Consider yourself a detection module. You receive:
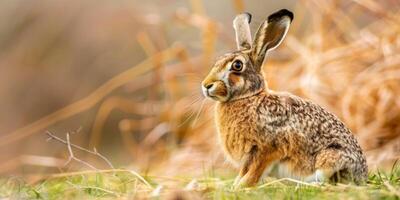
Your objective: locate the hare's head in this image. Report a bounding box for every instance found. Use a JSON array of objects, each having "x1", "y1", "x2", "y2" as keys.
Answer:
[{"x1": 202, "y1": 9, "x2": 293, "y2": 102}]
